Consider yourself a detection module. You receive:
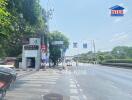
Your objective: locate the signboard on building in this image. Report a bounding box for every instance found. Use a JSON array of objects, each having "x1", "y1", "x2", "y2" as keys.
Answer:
[
  {"x1": 24, "y1": 45, "x2": 39, "y2": 50},
  {"x1": 110, "y1": 5, "x2": 125, "y2": 16},
  {"x1": 52, "y1": 41, "x2": 64, "y2": 45}
]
